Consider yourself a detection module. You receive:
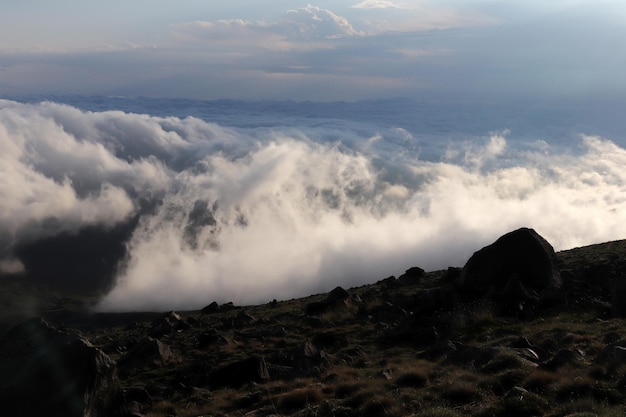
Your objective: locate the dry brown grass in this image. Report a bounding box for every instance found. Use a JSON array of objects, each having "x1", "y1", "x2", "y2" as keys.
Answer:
[
  {"x1": 523, "y1": 369, "x2": 559, "y2": 393},
  {"x1": 276, "y1": 385, "x2": 324, "y2": 411}
]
